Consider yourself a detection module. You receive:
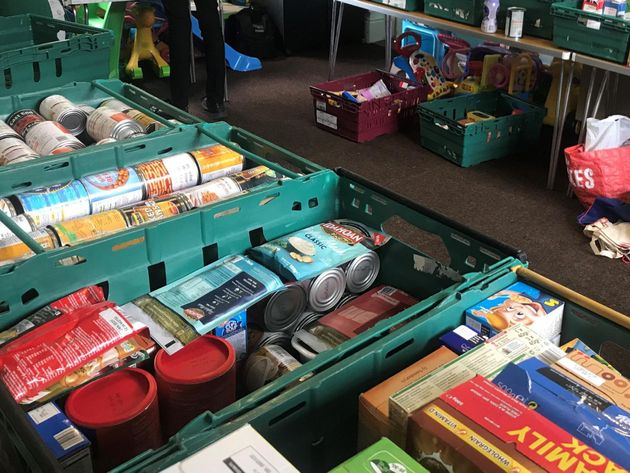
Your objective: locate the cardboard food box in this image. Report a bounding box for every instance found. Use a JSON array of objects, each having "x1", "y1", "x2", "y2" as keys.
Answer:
[
  {"x1": 408, "y1": 375, "x2": 623, "y2": 473},
  {"x1": 561, "y1": 338, "x2": 620, "y2": 372},
  {"x1": 330, "y1": 437, "x2": 428, "y2": 473},
  {"x1": 465, "y1": 281, "x2": 564, "y2": 341},
  {"x1": 358, "y1": 346, "x2": 458, "y2": 449},
  {"x1": 438, "y1": 325, "x2": 486, "y2": 355},
  {"x1": 493, "y1": 357, "x2": 630, "y2": 470},
  {"x1": 389, "y1": 325, "x2": 565, "y2": 441}
]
